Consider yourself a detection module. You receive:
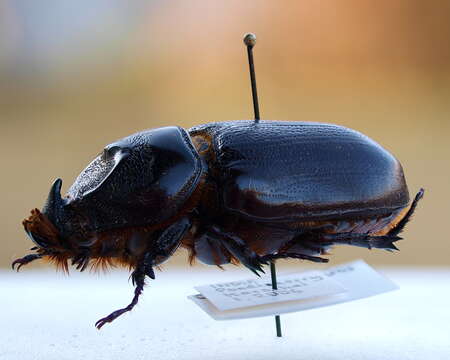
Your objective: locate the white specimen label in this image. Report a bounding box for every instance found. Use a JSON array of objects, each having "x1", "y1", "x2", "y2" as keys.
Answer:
[
  {"x1": 189, "y1": 260, "x2": 398, "y2": 320},
  {"x1": 194, "y1": 270, "x2": 346, "y2": 311}
]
